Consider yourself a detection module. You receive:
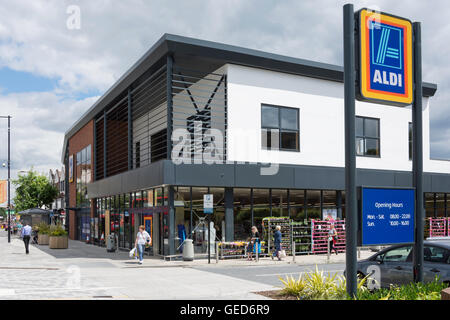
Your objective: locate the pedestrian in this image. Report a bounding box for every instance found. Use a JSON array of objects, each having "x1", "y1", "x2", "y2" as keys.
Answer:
[
  {"x1": 328, "y1": 224, "x2": 338, "y2": 255},
  {"x1": 272, "y1": 225, "x2": 282, "y2": 261},
  {"x1": 134, "y1": 225, "x2": 151, "y2": 265},
  {"x1": 246, "y1": 226, "x2": 261, "y2": 261},
  {"x1": 21, "y1": 222, "x2": 32, "y2": 254}
]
